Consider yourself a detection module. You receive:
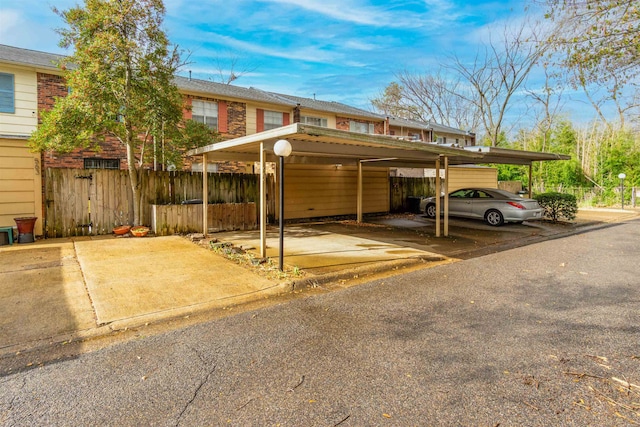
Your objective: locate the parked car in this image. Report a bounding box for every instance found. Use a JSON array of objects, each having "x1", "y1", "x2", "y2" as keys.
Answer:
[{"x1": 419, "y1": 188, "x2": 544, "y2": 226}]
